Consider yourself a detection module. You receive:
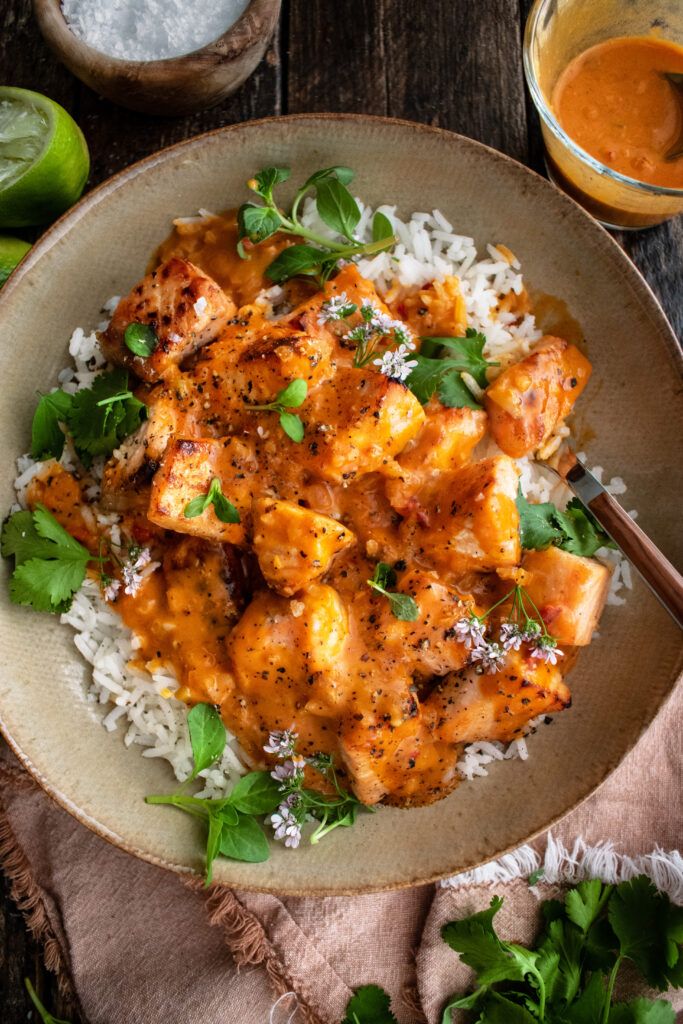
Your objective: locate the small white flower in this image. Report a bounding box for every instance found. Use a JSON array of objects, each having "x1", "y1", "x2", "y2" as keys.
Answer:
[
  {"x1": 470, "y1": 641, "x2": 506, "y2": 674},
  {"x1": 500, "y1": 621, "x2": 524, "y2": 652},
  {"x1": 120, "y1": 547, "x2": 152, "y2": 597},
  {"x1": 452, "y1": 615, "x2": 486, "y2": 650},
  {"x1": 270, "y1": 799, "x2": 302, "y2": 848},
  {"x1": 271, "y1": 755, "x2": 306, "y2": 785},
  {"x1": 103, "y1": 578, "x2": 121, "y2": 602},
  {"x1": 193, "y1": 296, "x2": 208, "y2": 316},
  {"x1": 521, "y1": 620, "x2": 542, "y2": 642},
  {"x1": 264, "y1": 727, "x2": 298, "y2": 758},
  {"x1": 372, "y1": 344, "x2": 418, "y2": 382},
  {"x1": 318, "y1": 293, "x2": 356, "y2": 323},
  {"x1": 132, "y1": 547, "x2": 151, "y2": 570},
  {"x1": 168, "y1": 332, "x2": 182, "y2": 343},
  {"x1": 530, "y1": 636, "x2": 563, "y2": 665}
]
